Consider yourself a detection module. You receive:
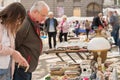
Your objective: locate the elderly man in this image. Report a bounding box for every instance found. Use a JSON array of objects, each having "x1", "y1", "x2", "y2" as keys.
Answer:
[
  {"x1": 13, "y1": 1, "x2": 49, "y2": 80},
  {"x1": 45, "y1": 12, "x2": 58, "y2": 49}
]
